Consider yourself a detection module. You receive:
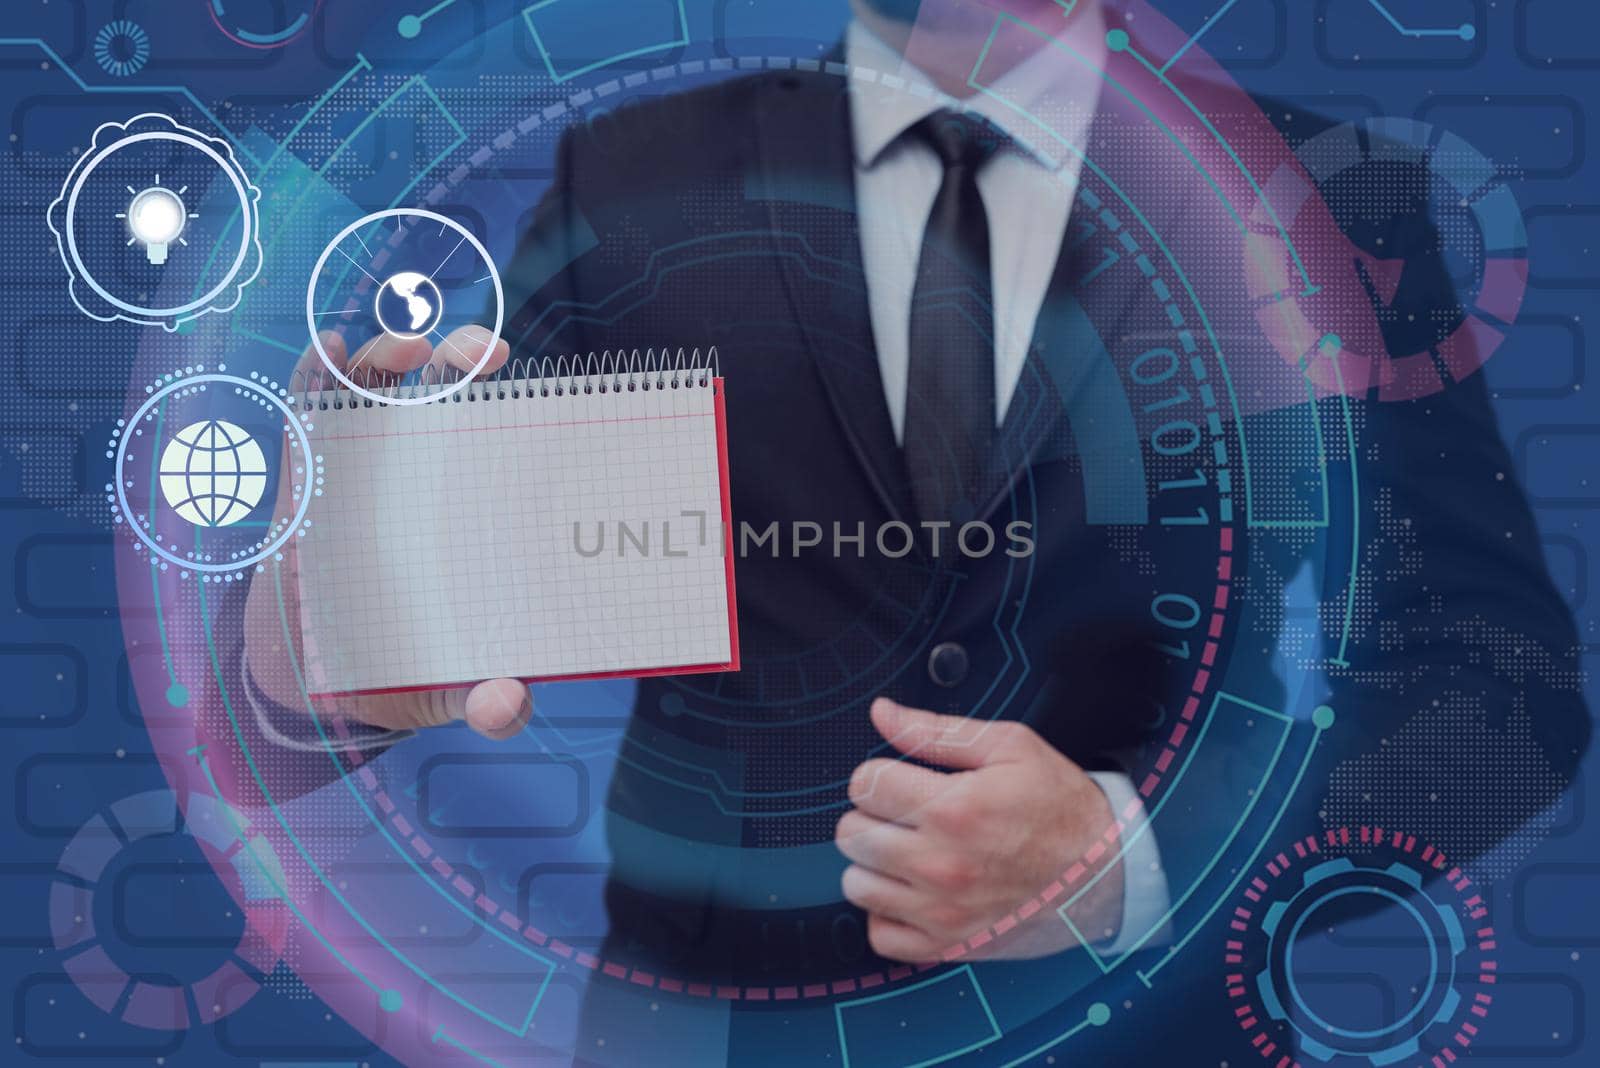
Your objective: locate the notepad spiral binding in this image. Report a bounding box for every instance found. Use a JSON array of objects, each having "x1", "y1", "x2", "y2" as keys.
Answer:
[{"x1": 292, "y1": 345, "x2": 719, "y2": 409}]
